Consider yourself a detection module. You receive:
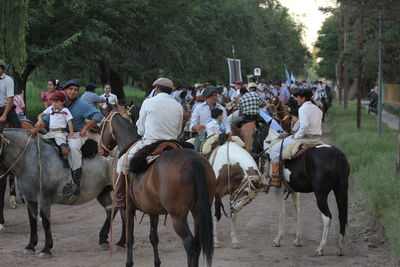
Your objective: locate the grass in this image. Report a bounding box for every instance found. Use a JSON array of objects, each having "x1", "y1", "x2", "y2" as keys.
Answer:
[
  {"x1": 383, "y1": 103, "x2": 400, "y2": 116},
  {"x1": 330, "y1": 102, "x2": 400, "y2": 254},
  {"x1": 24, "y1": 81, "x2": 145, "y2": 120}
]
